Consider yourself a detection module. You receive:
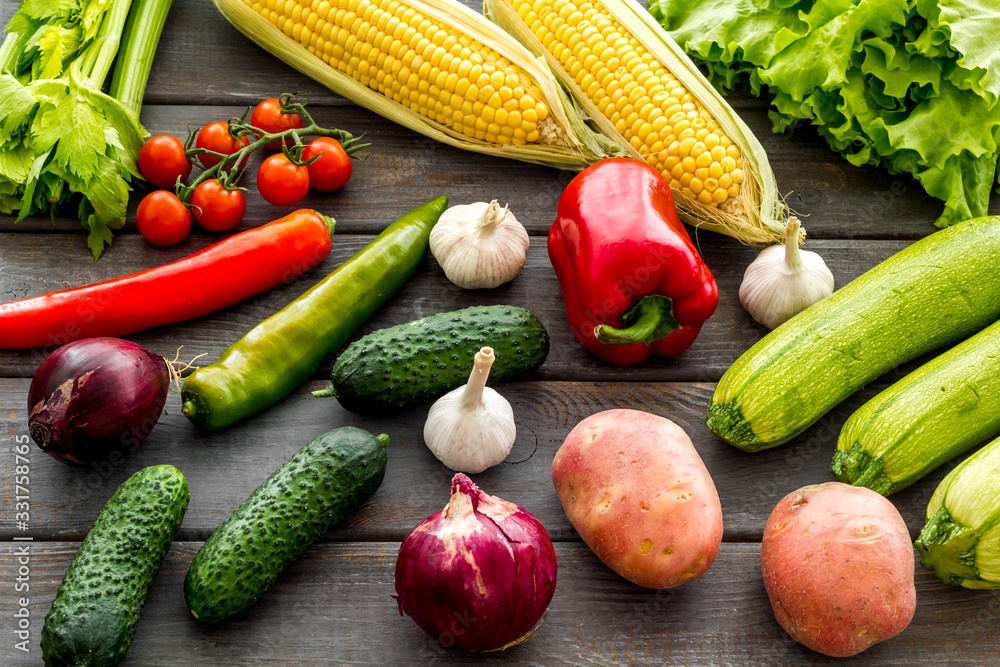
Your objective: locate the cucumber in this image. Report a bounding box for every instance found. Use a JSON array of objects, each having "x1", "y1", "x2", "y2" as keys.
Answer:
[
  {"x1": 708, "y1": 216, "x2": 1000, "y2": 452},
  {"x1": 318, "y1": 305, "x2": 549, "y2": 414},
  {"x1": 41, "y1": 465, "x2": 189, "y2": 667},
  {"x1": 833, "y1": 319, "x2": 1000, "y2": 495},
  {"x1": 184, "y1": 427, "x2": 388, "y2": 622}
]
